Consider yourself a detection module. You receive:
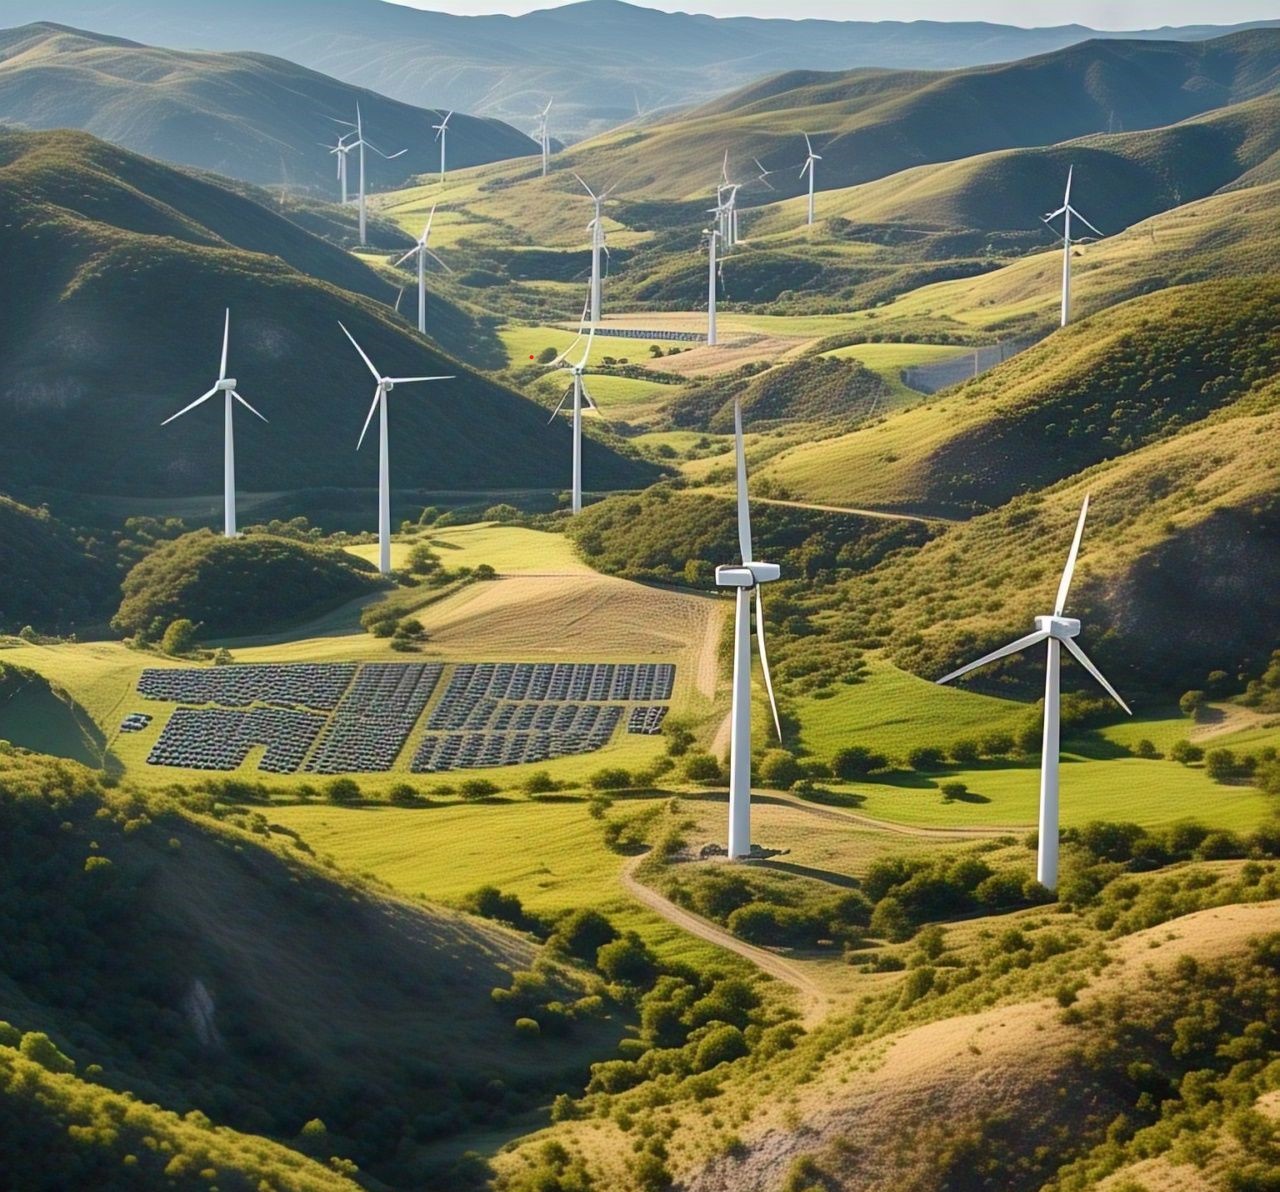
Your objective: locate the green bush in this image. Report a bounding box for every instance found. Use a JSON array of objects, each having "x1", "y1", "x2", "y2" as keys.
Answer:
[
  {"x1": 832, "y1": 745, "x2": 888, "y2": 778},
  {"x1": 160, "y1": 617, "x2": 199, "y2": 656},
  {"x1": 324, "y1": 778, "x2": 361, "y2": 804},
  {"x1": 1170, "y1": 739, "x2": 1205, "y2": 765},
  {"x1": 589, "y1": 768, "x2": 633, "y2": 791},
  {"x1": 759, "y1": 749, "x2": 802, "y2": 789},
  {"x1": 459, "y1": 779, "x2": 500, "y2": 800},
  {"x1": 907, "y1": 746, "x2": 946, "y2": 772},
  {"x1": 553, "y1": 909, "x2": 618, "y2": 963},
  {"x1": 683, "y1": 753, "x2": 722, "y2": 783}
]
